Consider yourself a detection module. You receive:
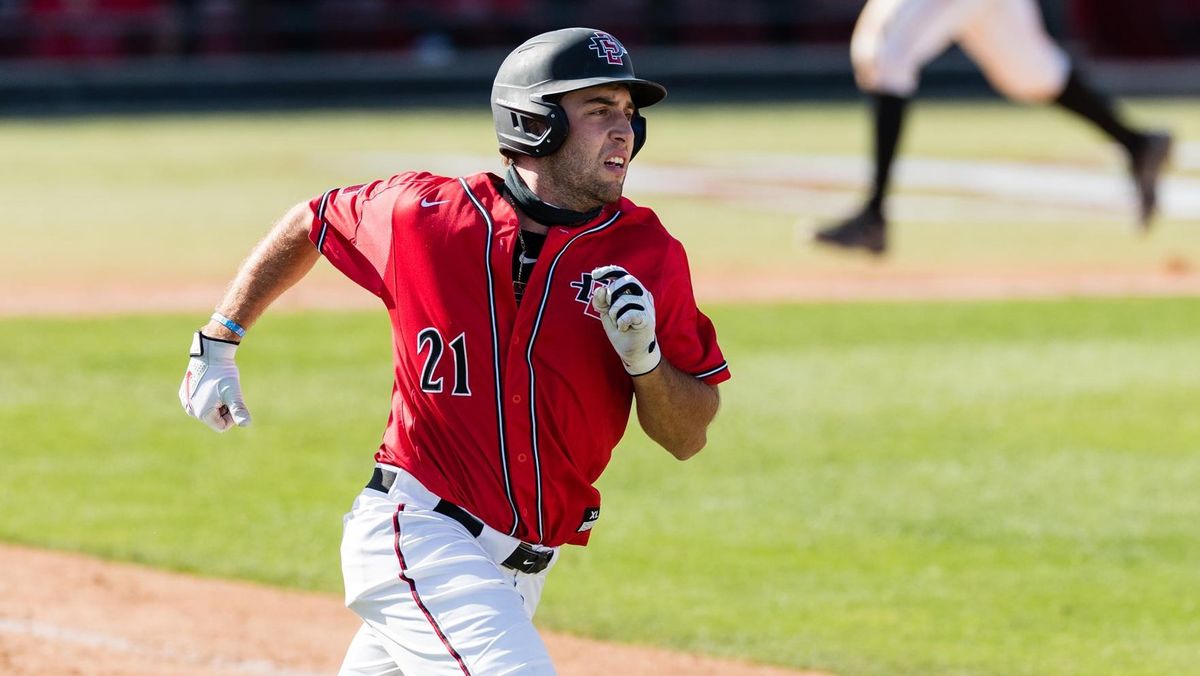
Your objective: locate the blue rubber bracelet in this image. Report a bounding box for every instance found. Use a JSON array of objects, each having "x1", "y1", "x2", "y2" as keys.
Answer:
[{"x1": 210, "y1": 312, "x2": 246, "y2": 338}]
